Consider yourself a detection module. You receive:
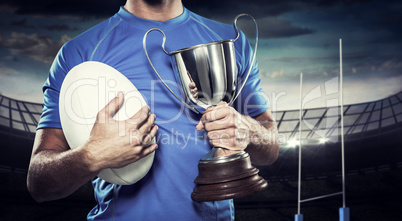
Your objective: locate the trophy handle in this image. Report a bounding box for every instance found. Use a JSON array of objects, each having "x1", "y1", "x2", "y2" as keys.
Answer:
[
  {"x1": 143, "y1": 28, "x2": 200, "y2": 114},
  {"x1": 229, "y1": 14, "x2": 259, "y2": 106}
]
